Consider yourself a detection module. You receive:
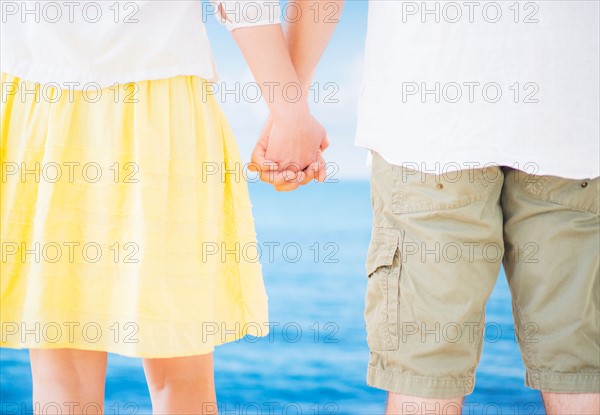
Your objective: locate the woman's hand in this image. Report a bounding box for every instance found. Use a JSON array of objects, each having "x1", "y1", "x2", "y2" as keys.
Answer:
[{"x1": 251, "y1": 114, "x2": 329, "y2": 191}]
